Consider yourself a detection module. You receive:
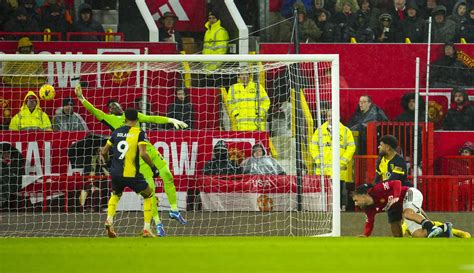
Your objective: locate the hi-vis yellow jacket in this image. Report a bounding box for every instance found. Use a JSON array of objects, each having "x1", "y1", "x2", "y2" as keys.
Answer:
[
  {"x1": 225, "y1": 79, "x2": 270, "y2": 131},
  {"x1": 202, "y1": 20, "x2": 229, "y2": 71},
  {"x1": 310, "y1": 122, "x2": 356, "y2": 181},
  {"x1": 9, "y1": 91, "x2": 52, "y2": 131}
]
